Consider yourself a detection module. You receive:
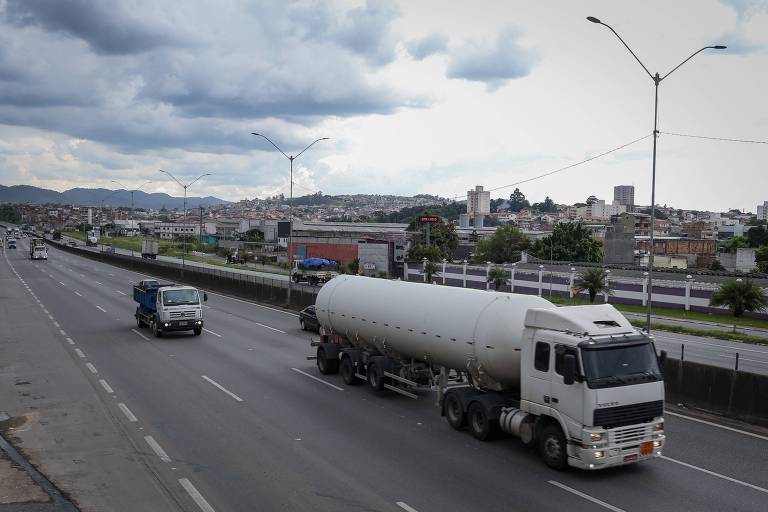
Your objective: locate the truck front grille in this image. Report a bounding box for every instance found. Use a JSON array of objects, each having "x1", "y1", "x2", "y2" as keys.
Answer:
[
  {"x1": 593, "y1": 400, "x2": 663, "y2": 428},
  {"x1": 608, "y1": 424, "x2": 652, "y2": 446},
  {"x1": 169, "y1": 311, "x2": 197, "y2": 319}
]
